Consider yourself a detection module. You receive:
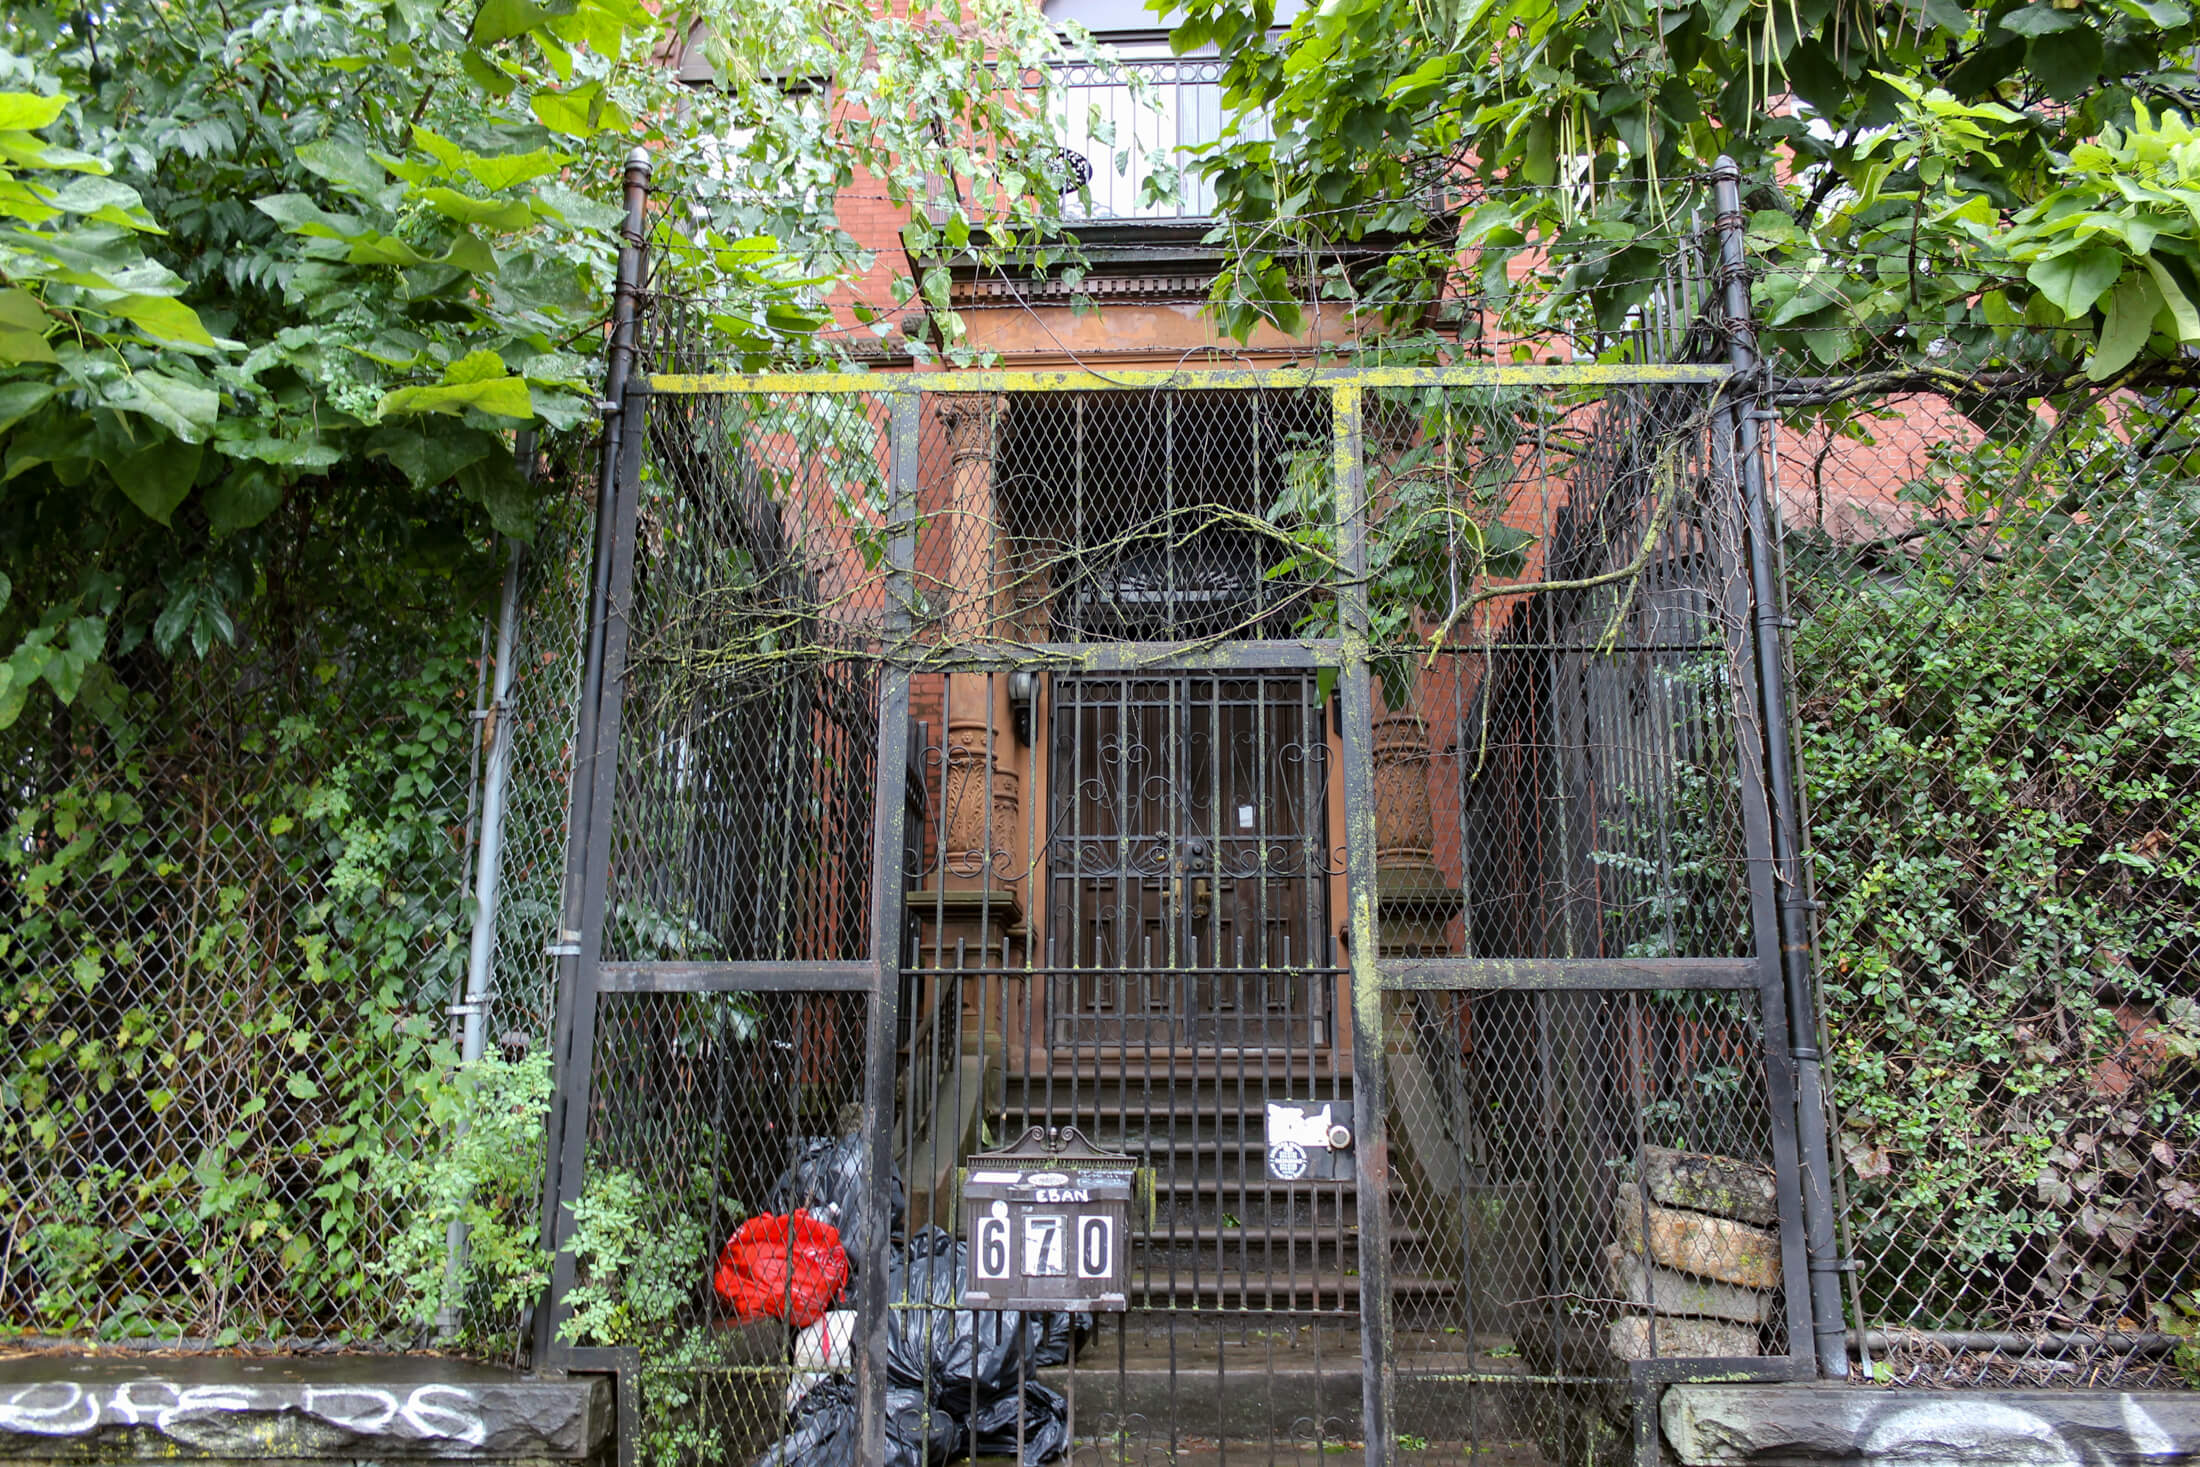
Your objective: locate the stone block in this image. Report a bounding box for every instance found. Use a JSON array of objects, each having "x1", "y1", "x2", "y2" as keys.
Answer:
[
  {"x1": 1663, "y1": 1383, "x2": 2200, "y2": 1466},
  {"x1": 1604, "y1": 1242, "x2": 1772, "y2": 1324},
  {"x1": 1615, "y1": 1181, "x2": 1782, "y2": 1291},
  {"x1": 1608, "y1": 1314, "x2": 1760, "y2": 1360},
  {"x1": 1643, "y1": 1146, "x2": 1780, "y2": 1227}
]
